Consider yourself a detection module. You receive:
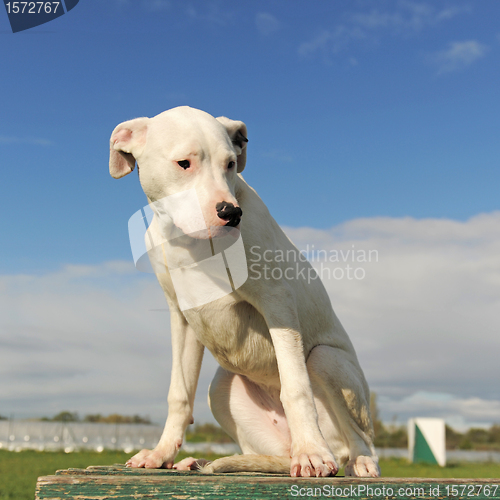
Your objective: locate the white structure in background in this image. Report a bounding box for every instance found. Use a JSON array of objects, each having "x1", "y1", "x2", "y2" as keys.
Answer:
[
  {"x1": 0, "y1": 420, "x2": 239, "y2": 455},
  {"x1": 408, "y1": 417, "x2": 446, "y2": 466}
]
